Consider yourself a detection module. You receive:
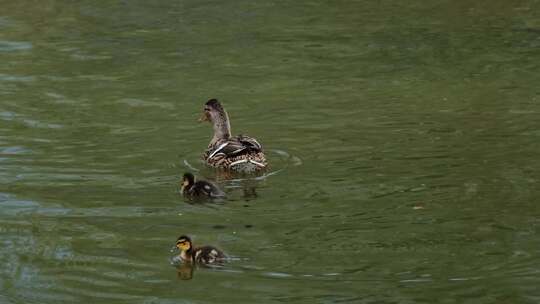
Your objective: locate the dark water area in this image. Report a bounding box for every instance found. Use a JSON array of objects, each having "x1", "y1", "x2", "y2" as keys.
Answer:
[{"x1": 1, "y1": 1, "x2": 540, "y2": 303}]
